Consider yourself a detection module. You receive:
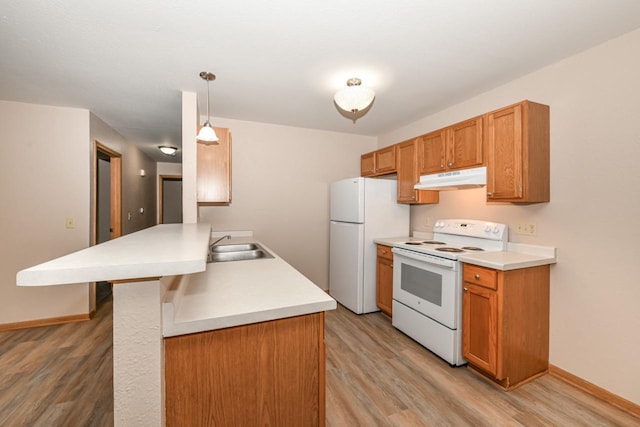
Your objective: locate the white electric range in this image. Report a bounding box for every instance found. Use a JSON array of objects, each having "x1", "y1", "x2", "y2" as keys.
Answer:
[{"x1": 391, "y1": 219, "x2": 508, "y2": 366}]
